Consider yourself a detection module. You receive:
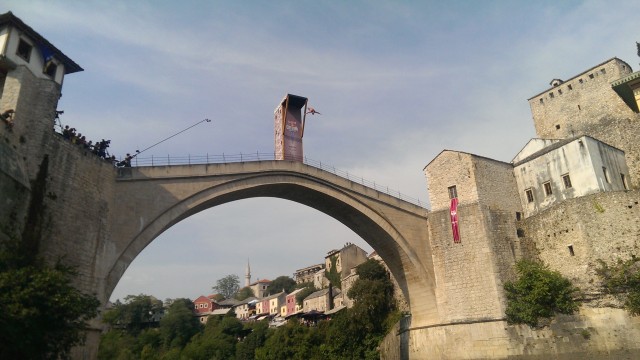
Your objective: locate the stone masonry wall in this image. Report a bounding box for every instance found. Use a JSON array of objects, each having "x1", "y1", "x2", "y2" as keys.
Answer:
[
  {"x1": 425, "y1": 151, "x2": 478, "y2": 211},
  {"x1": 382, "y1": 307, "x2": 640, "y2": 360},
  {"x1": 0, "y1": 135, "x2": 30, "y2": 241},
  {"x1": 473, "y1": 155, "x2": 522, "y2": 211},
  {"x1": 521, "y1": 189, "x2": 640, "y2": 300},
  {"x1": 429, "y1": 204, "x2": 512, "y2": 323},
  {"x1": 0, "y1": 64, "x2": 118, "y2": 359},
  {"x1": 0, "y1": 66, "x2": 62, "y2": 178},
  {"x1": 528, "y1": 58, "x2": 635, "y2": 140}
]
